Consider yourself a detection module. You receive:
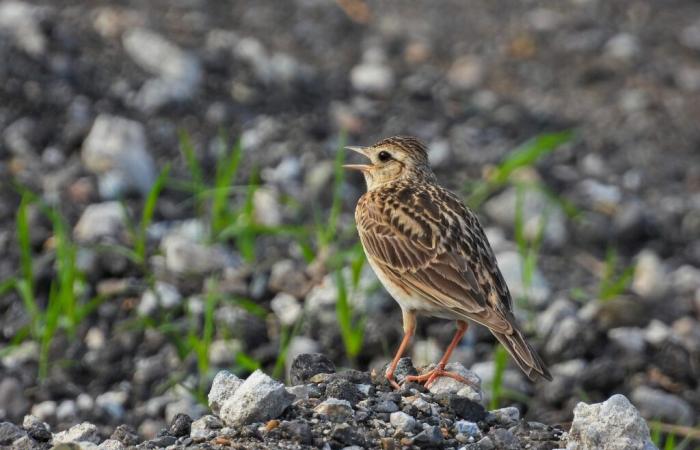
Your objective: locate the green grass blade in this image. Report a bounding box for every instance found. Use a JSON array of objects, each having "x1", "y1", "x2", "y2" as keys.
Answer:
[
  {"x1": 489, "y1": 344, "x2": 508, "y2": 410},
  {"x1": 135, "y1": 164, "x2": 170, "y2": 264},
  {"x1": 211, "y1": 140, "x2": 243, "y2": 239},
  {"x1": 491, "y1": 131, "x2": 573, "y2": 185}
]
